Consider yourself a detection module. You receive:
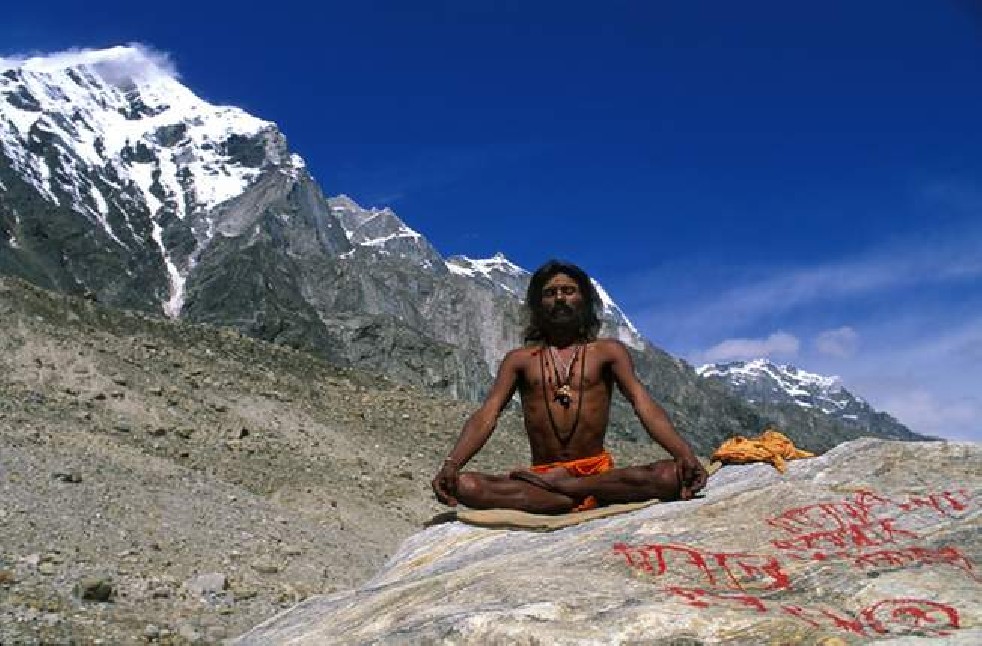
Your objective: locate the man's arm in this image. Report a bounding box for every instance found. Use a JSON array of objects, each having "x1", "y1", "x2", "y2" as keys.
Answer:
[
  {"x1": 431, "y1": 349, "x2": 521, "y2": 506},
  {"x1": 605, "y1": 340, "x2": 707, "y2": 499}
]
